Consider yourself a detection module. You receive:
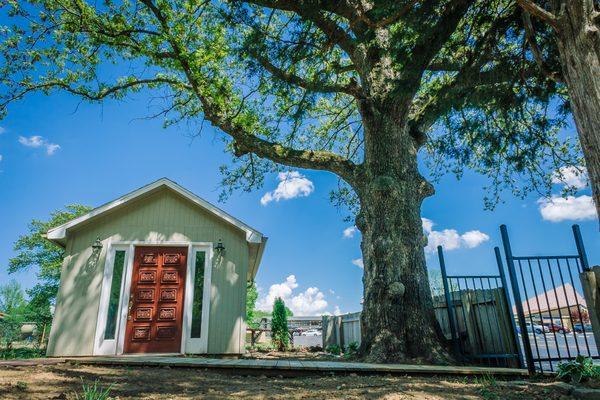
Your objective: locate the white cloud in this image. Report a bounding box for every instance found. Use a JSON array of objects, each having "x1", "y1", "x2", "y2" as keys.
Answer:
[
  {"x1": 334, "y1": 306, "x2": 342, "y2": 316},
  {"x1": 538, "y1": 195, "x2": 597, "y2": 222},
  {"x1": 342, "y1": 226, "x2": 357, "y2": 238},
  {"x1": 18, "y1": 135, "x2": 60, "y2": 155},
  {"x1": 260, "y1": 171, "x2": 314, "y2": 205},
  {"x1": 552, "y1": 166, "x2": 588, "y2": 190},
  {"x1": 290, "y1": 287, "x2": 328, "y2": 315},
  {"x1": 19, "y1": 135, "x2": 44, "y2": 147},
  {"x1": 351, "y1": 258, "x2": 364, "y2": 269},
  {"x1": 422, "y1": 218, "x2": 489, "y2": 253},
  {"x1": 461, "y1": 231, "x2": 491, "y2": 248},
  {"x1": 256, "y1": 275, "x2": 329, "y2": 316},
  {"x1": 45, "y1": 143, "x2": 61, "y2": 155}
]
